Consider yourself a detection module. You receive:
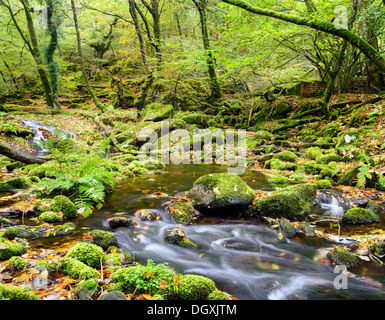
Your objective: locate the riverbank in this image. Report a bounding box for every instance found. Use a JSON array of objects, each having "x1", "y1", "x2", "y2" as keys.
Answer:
[{"x1": 1, "y1": 92, "x2": 385, "y2": 300}]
